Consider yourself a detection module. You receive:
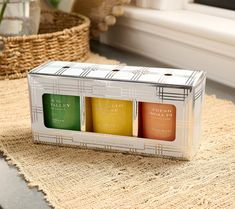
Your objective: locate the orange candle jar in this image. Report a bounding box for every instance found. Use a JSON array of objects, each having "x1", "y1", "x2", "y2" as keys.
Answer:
[
  {"x1": 139, "y1": 102, "x2": 176, "y2": 141},
  {"x1": 91, "y1": 98, "x2": 133, "y2": 136}
]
